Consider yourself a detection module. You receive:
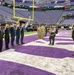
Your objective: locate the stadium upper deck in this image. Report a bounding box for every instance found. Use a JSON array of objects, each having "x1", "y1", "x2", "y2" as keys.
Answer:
[{"x1": 0, "y1": 0, "x2": 74, "y2": 25}]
